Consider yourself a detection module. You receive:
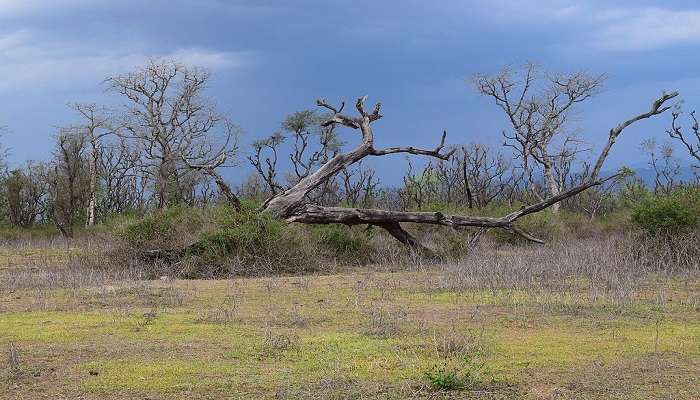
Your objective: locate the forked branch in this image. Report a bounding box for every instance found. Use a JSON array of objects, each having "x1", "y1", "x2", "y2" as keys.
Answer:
[
  {"x1": 263, "y1": 96, "x2": 455, "y2": 218},
  {"x1": 371, "y1": 131, "x2": 455, "y2": 160}
]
